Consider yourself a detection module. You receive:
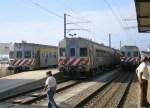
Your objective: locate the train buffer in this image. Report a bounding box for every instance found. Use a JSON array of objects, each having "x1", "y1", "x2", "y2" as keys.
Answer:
[{"x1": 0, "y1": 68, "x2": 59, "y2": 101}]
